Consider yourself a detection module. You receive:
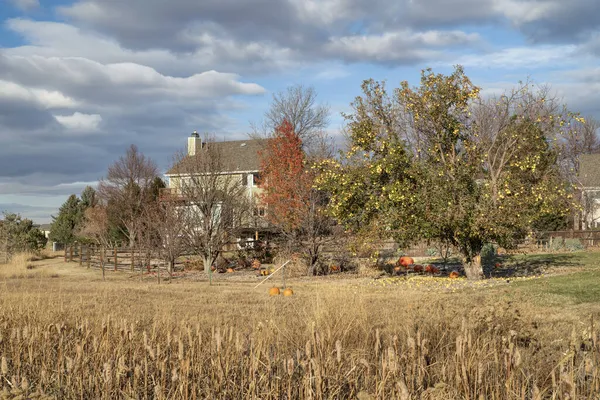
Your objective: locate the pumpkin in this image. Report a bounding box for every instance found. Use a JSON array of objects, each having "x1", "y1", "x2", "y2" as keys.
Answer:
[
  {"x1": 226, "y1": 268, "x2": 234, "y2": 273},
  {"x1": 393, "y1": 266, "x2": 402, "y2": 273},
  {"x1": 282, "y1": 288, "x2": 294, "y2": 296},
  {"x1": 431, "y1": 266, "x2": 440, "y2": 274},
  {"x1": 449, "y1": 271, "x2": 460, "y2": 279},
  {"x1": 252, "y1": 259, "x2": 261, "y2": 269},
  {"x1": 210, "y1": 265, "x2": 217, "y2": 272},
  {"x1": 398, "y1": 257, "x2": 414, "y2": 268},
  {"x1": 413, "y1": 264, "x2": 424, "y2": 273},
  {"x1": 330, "y1": 265, "x2": 341, "y2": 272},
  {"x1": 269, "y1": 287, "x2": 280, "y2": 296}
]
